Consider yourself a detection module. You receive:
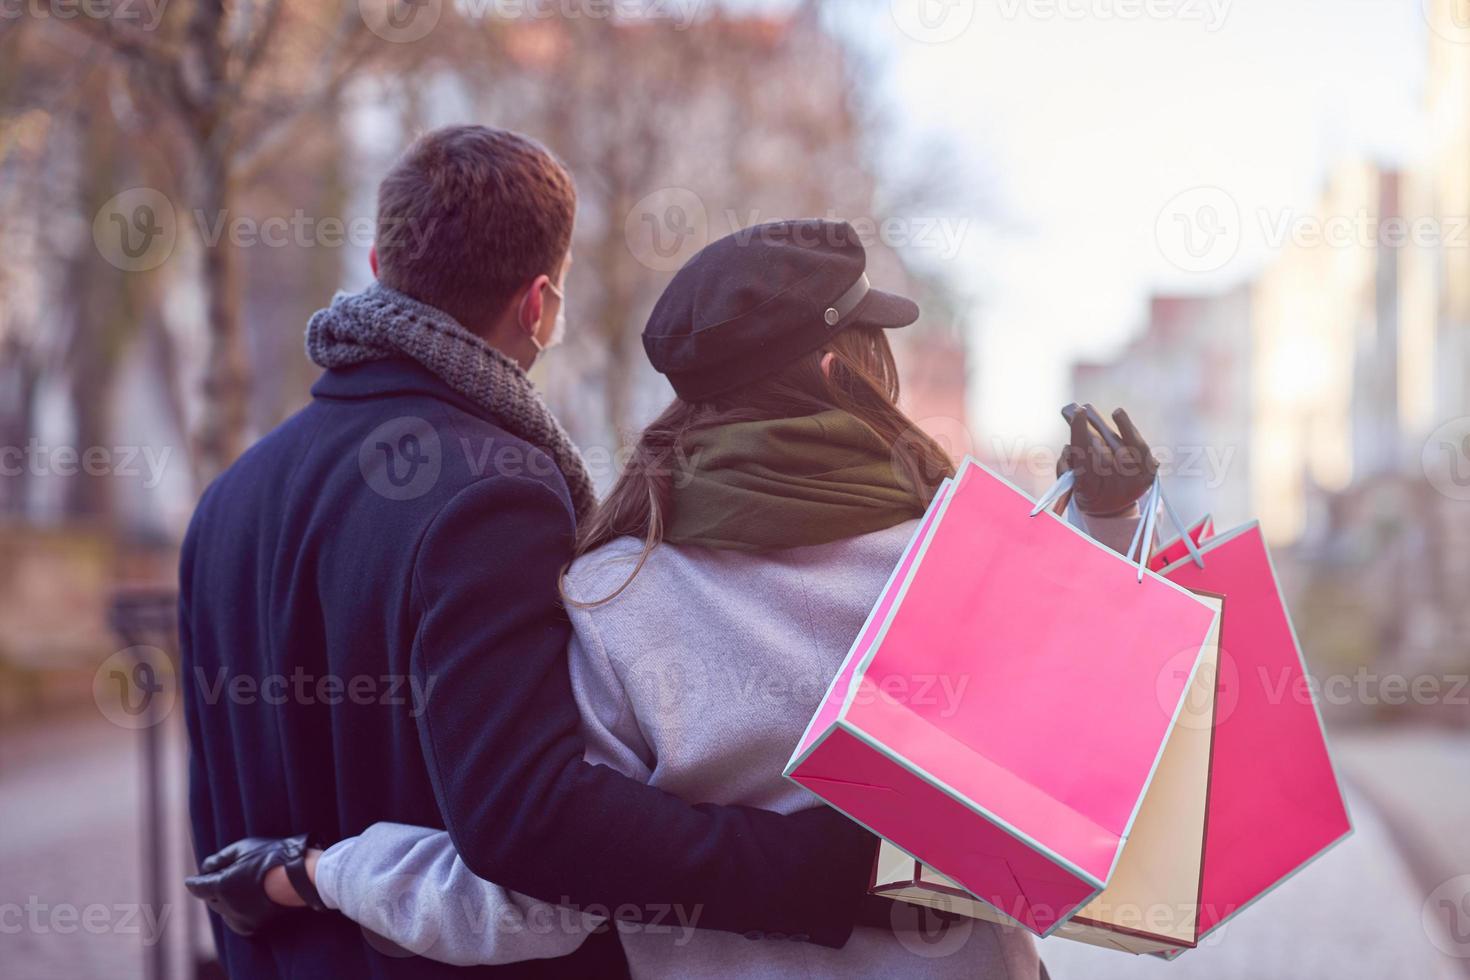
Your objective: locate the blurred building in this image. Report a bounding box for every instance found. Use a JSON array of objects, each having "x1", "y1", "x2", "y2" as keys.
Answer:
[
  {"x1": 1282, "y1": 6, "x2": 1470, "y2": 708},
  {"x1": 1424, "y1": 0, "x2": 1470, "y2": 422},
  {"x1": 1104, "y1": 163, "x2": 1461, "y2": 548},
  {"x1": 1251, "y1": 164, "x2": 1406, "y2": 542},
  {"x1": 1072, "y1": 287, "x2": 1252, "y2": 529},
  {"x1": 1076, "y1": 0, "x2": 1469, "y2": 549},
  {"x1": 1073, "y1": 9, "x2": 1470, "y2": 699},
  {"x1": 1396, "y1": 0, "x2": 1470, "y2": 452}
]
